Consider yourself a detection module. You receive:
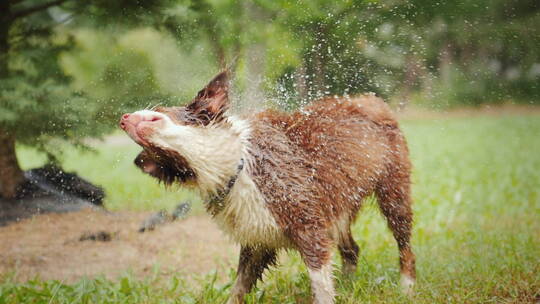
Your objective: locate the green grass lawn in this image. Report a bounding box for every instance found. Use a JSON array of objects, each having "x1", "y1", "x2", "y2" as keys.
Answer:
[{"x1": 2, "y1": 115, "x2": 539, "y2": 303}]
